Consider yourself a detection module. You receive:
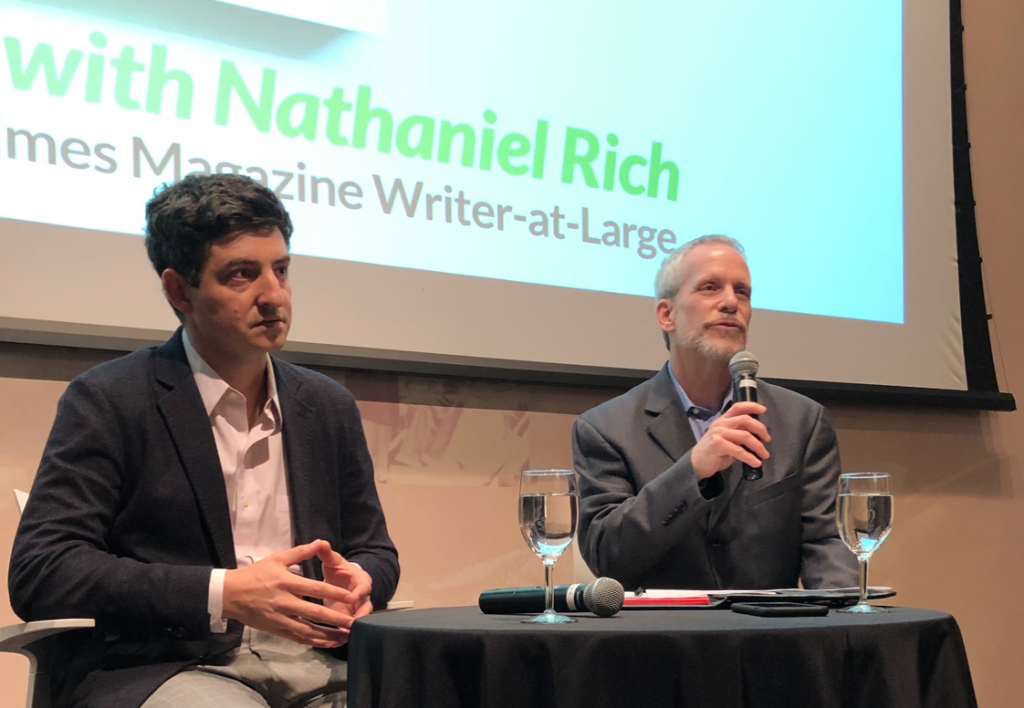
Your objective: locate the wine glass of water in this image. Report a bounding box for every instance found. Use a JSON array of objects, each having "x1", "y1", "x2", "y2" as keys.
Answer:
[
  {"x1": 518, "y1": 469, "x2": 579, "y2": 624},
  {"x1": 837, "y1": 472, "x2": 893, "y2": 613}
]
